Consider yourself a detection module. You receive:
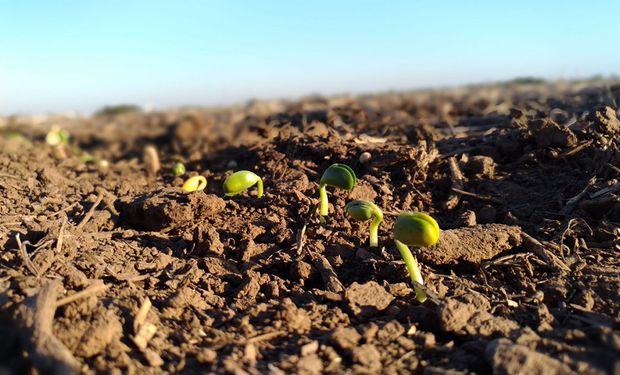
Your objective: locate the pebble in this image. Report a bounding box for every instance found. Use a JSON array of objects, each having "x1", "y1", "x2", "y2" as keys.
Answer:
[{"x1": 359, "y1": 152, "x2": 371, "y2": 164}]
